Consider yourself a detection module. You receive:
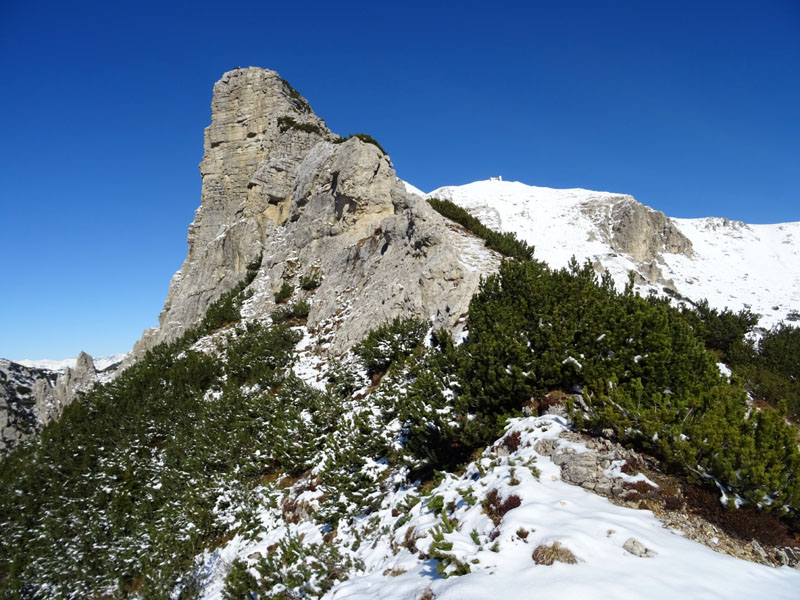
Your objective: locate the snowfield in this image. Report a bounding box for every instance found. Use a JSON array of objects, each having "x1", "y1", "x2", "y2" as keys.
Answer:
[{"x1": 416, "y1": 179, "x2": 800, "y2": 330}]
